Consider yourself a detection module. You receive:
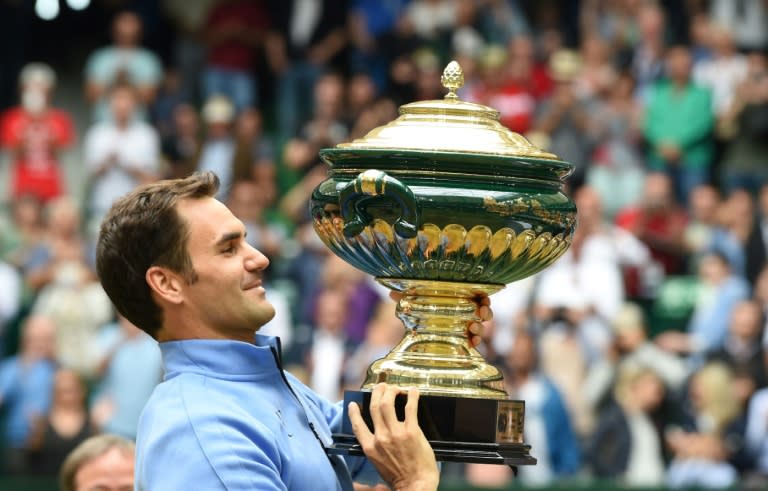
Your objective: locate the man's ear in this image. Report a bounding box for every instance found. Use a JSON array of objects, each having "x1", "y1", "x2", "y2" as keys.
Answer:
[{"x1": 146, "y1": 266, "x2": 184, "y2": 305}]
